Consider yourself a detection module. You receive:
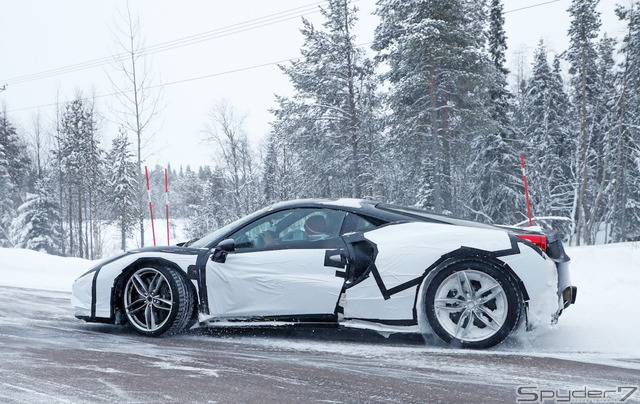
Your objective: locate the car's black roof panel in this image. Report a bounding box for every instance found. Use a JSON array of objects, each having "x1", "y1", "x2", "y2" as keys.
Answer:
[{"x1": 266, "y1": 199, "x2": 499, "y2": 230}]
